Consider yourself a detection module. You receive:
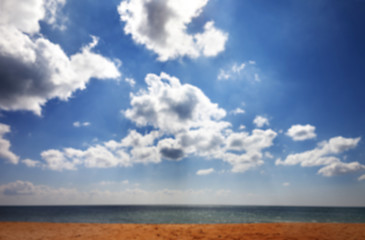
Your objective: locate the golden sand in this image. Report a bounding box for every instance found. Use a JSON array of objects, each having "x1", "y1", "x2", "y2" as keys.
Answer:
[{"x1": 0, "y1": 222, "x2": 364, "y2": 240}]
